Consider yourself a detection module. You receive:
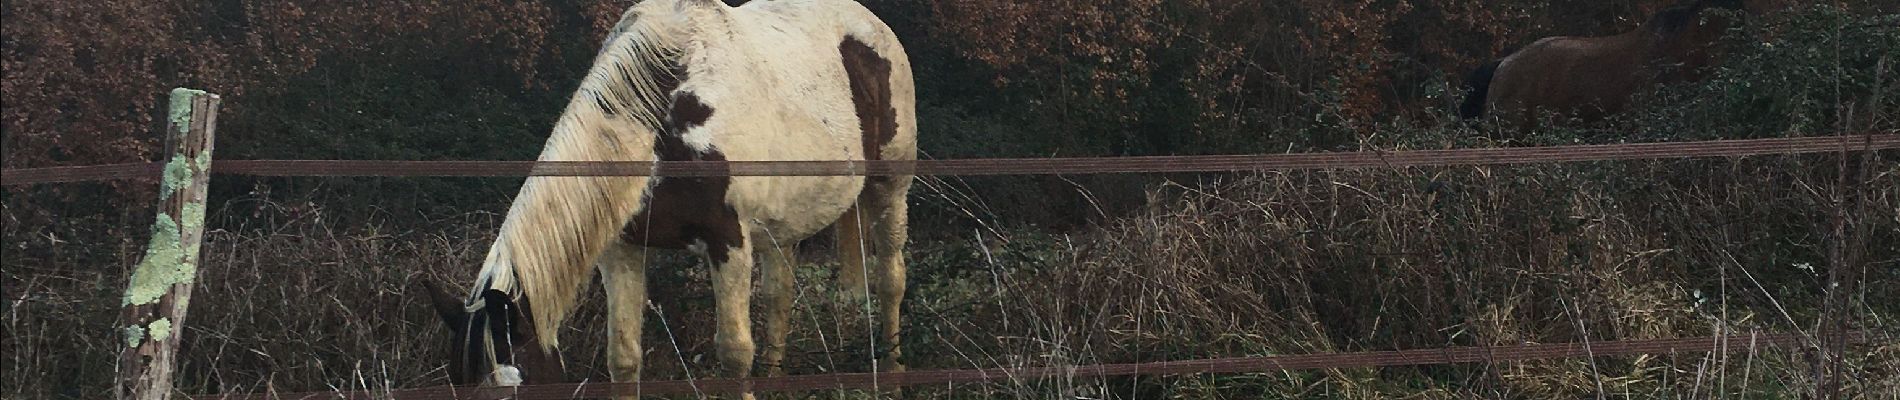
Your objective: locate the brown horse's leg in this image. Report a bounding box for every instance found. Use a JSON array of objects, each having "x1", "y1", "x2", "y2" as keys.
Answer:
[
  {"x1": 597, "y1": 242, "x2": 648, "y2": 400},
  {"x1": 758, "y1": 241, "x2": 799, "y2": 377},
  {"x1": 708, "y1": 232, "x2": 758, "y2": 399},
  {"x1": 863, "y1": 177, "x2": 912, "y2": 372}
]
